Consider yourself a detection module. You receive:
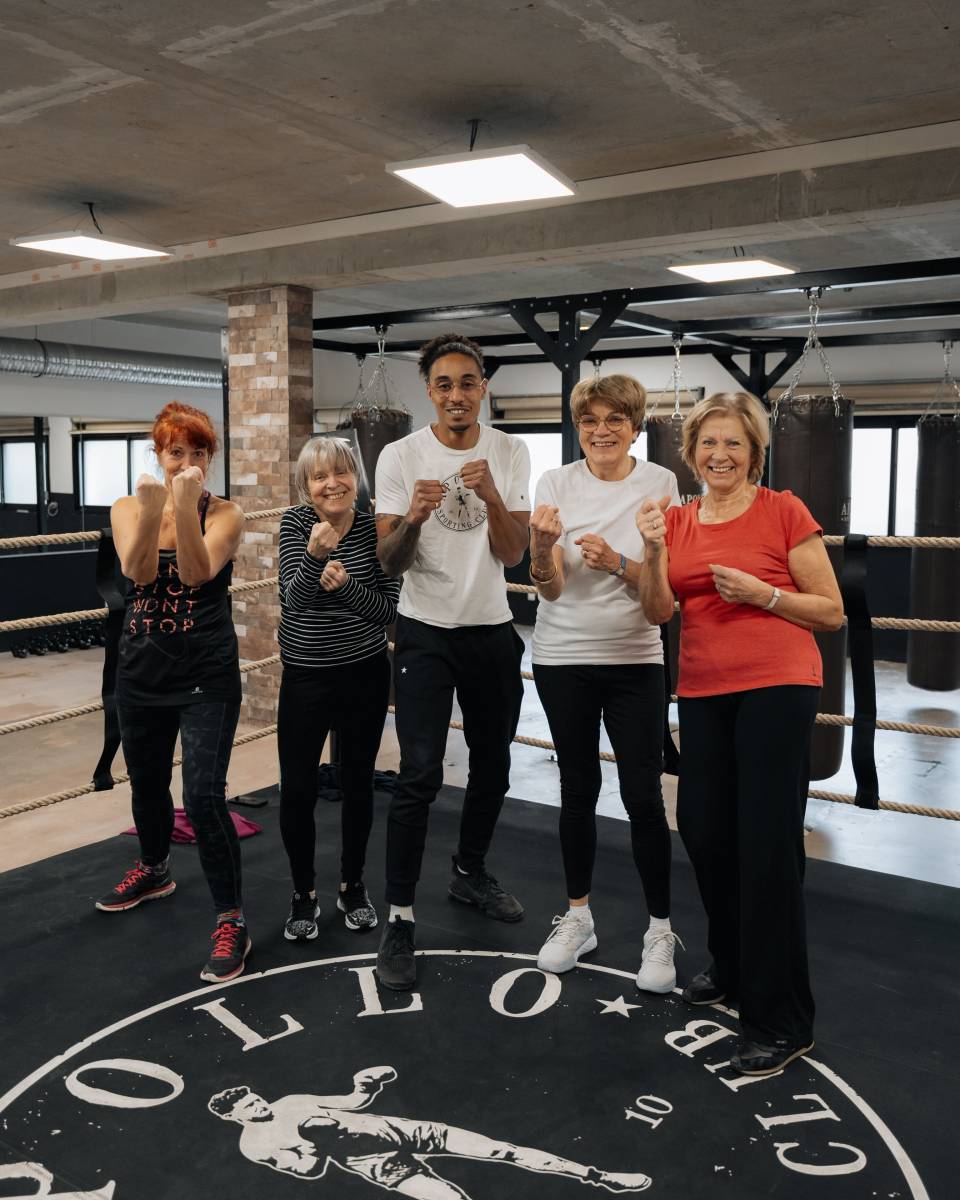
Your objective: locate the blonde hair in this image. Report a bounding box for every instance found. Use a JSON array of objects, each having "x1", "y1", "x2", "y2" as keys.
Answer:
[
  {"x1": 682, "y1": 391, "x2": 769, "y2": 484},
  {"x1": 570, "y1": 374, "x2": 647, "y2": 430},
  {"x1": 294, "y1": 437, "x2": 359, "y2": 505}
]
